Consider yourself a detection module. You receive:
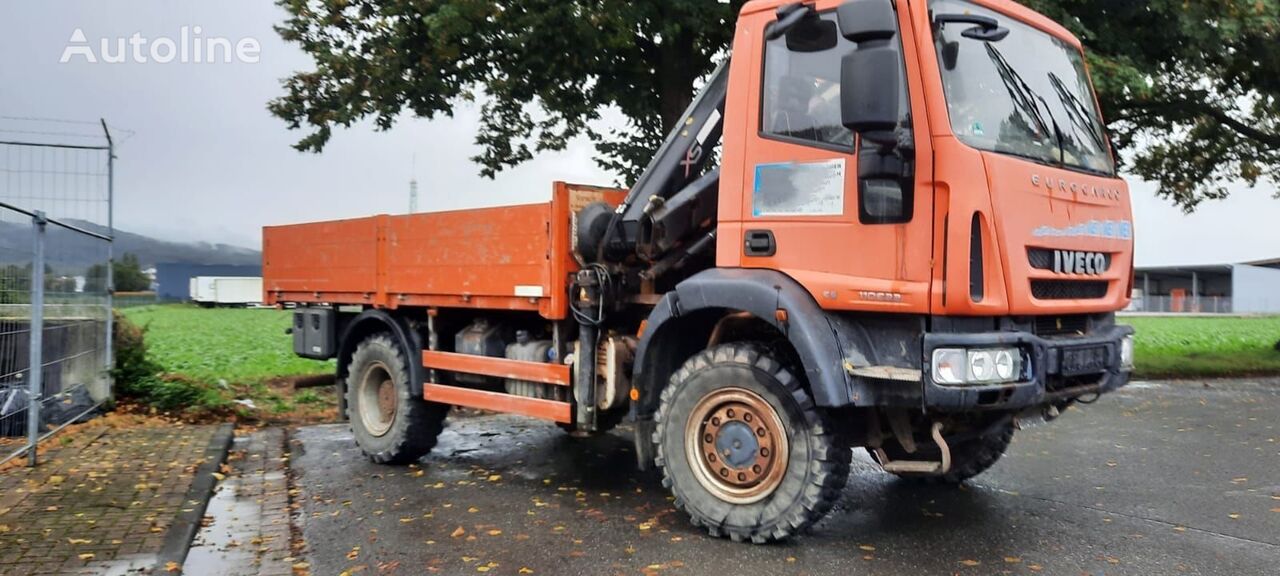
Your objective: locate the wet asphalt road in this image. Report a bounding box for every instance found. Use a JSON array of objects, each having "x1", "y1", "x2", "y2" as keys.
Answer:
[{"x1": 290, "y1": 379, "x2": 1280, "y2": 575}]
